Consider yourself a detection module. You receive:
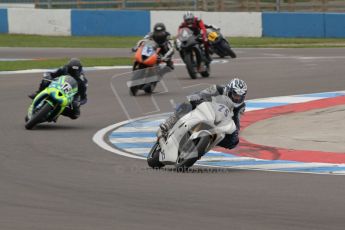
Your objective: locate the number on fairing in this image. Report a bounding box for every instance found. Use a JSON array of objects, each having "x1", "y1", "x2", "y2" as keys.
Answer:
[
  {"x1": 218, "y1": 104, "x2": 230, "y2": 117},
  {"x1": 142, "y1": 46, "x2": 154, "y2": 56},
  {"x1": 62, "y1": 82, "x2": 72, "y2": 94}
]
